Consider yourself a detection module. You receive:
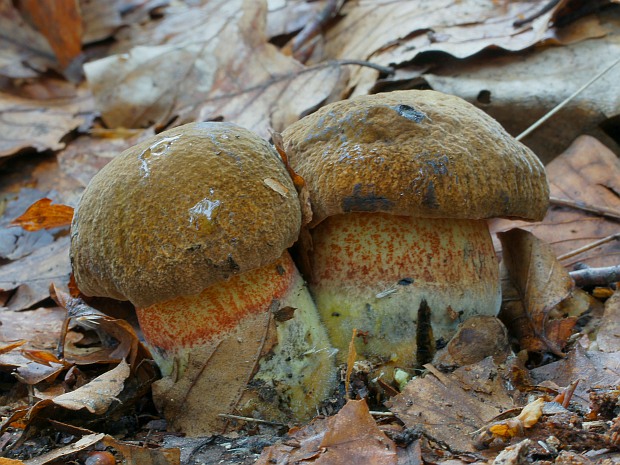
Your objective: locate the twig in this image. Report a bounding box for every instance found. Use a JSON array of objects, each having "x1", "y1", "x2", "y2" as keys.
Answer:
[
  {"x1": 287, "y1": 0, "x2": 345, "y2": 55},
  {"x1": 550, "y1": 197, "x2": 620, "y2": 222},
  {"x1": 569, "y1": 265, "x2": 620, "y2": 287},
  {"x1": 217, "y1": 413, "x2": 285, "y2": 426},
  {"x1": 557, "y1": 233, "x2": 620, "y2": 261},
  {"x1": 513, "y1": 0, "x2": 560, "y2": 28},
  {"x1": 516, "y1": 56, "x2": 620, "y2": 141},
  {"x1": 369, "y1": 410, "x2": 396, "y2": 417}
]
